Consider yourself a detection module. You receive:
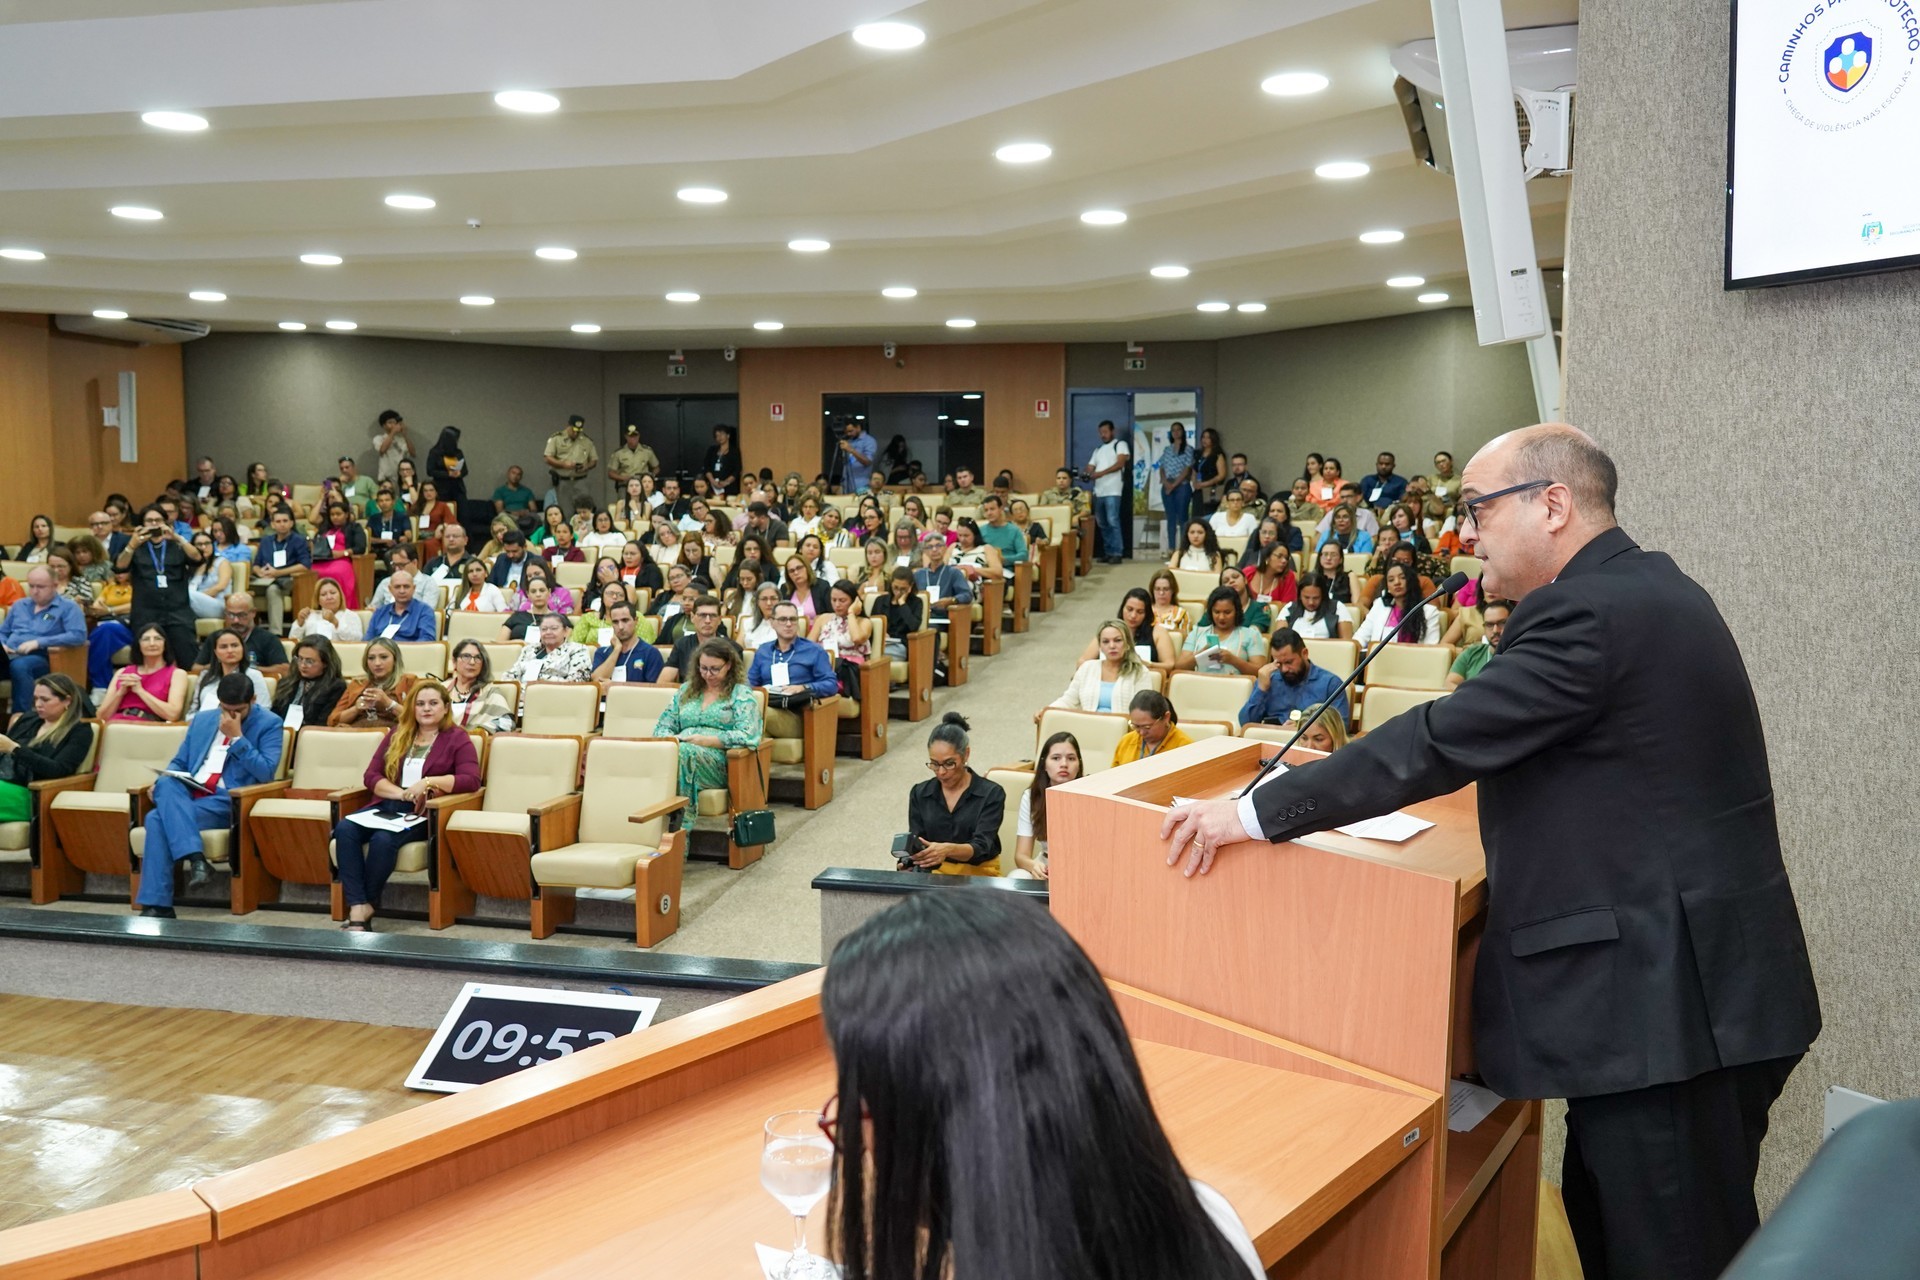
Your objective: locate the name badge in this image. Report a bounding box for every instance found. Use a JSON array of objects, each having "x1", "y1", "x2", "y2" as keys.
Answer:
[
  {"x1": 928, "y1": 585, "x2": 943, "y2": 603},
  {"x1": 597, "y1": 627, "x2": 612, "y2": 647},
  {"x1": 154, "y1": 574, "x2": 168, "y2": 588},
  {"x1": 284, "y1": 704, "x2": 305, "y2": 731},
  {"x1": 1134, "y1": 644, "x2": 1153, "y2": 662},
  {"x1": 770, "y1": 660, "x2": 791, "y2": 687},
  {"x1": 272, "y1": 550, "x2": 288, "y2": 568},
  {"x1": 381, "y1": 624, "x2": 401, "y2": 639},
  {"x1": 611, "y1": 663, "x2": 628, "y2": 683}
]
